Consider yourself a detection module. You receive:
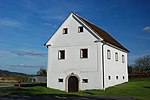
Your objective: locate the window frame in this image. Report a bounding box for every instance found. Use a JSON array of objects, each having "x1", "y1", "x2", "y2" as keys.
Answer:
[
  {"x1": 116, "y1": 76, "x2": 118, "y2": 80},
  {"x1": 80, "y1": 48, "x2": 88, "y2": 59},
  {"x1": 107, "y1": 50, "x2": 111, "y2": 59},
  {"x1": 63, "y1": 28, "x2": 68, "y2": 34},
  {"x1": 122, "y1": 55, "x2": 125, "y2": 63},
  {"x1": 78, "y1": 26, "x2": 84, "y2": 33},
  {"x1": 123, "y1": 76, "x2": 125, "y2": 79},
  {"x1": 115, "y1": 52, "x2": 118, "y2": 61},
  {"x1": 82, "y1": 79, "x2": 88, "y2": 83},
  {"x1": 58, "y1": 78, "x2": 63, "y2": 82},
  {"x1": 108, "y1": 76, "x2": 111, "y2": 80},
  {"x1": 58, "y1": 50, "x2": 65, "y2": 60}
]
